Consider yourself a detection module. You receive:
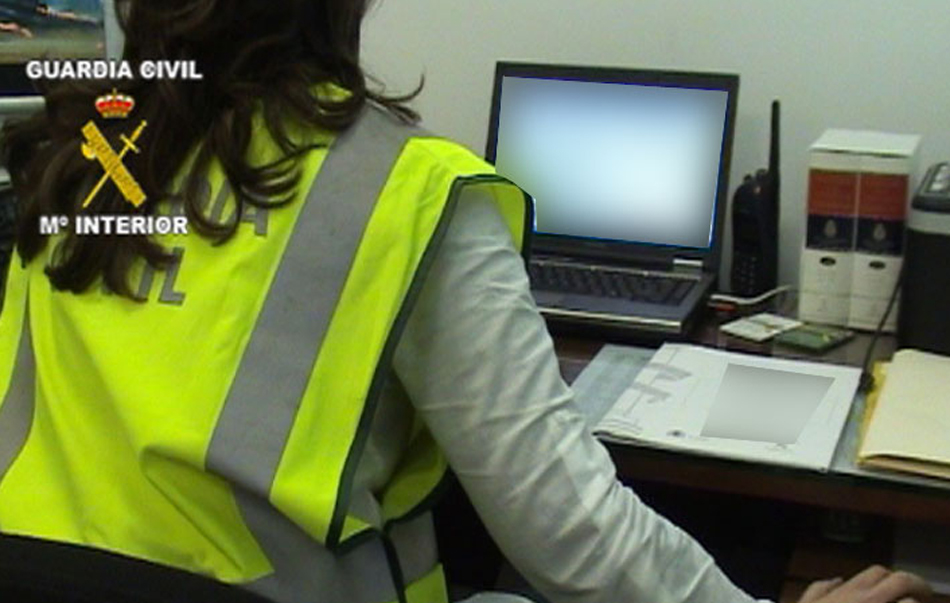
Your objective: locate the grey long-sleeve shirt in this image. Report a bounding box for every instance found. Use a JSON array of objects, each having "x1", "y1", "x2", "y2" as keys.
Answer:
[{"x1": 360, "y1": 189, "x2": 761, "y2": 603}]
